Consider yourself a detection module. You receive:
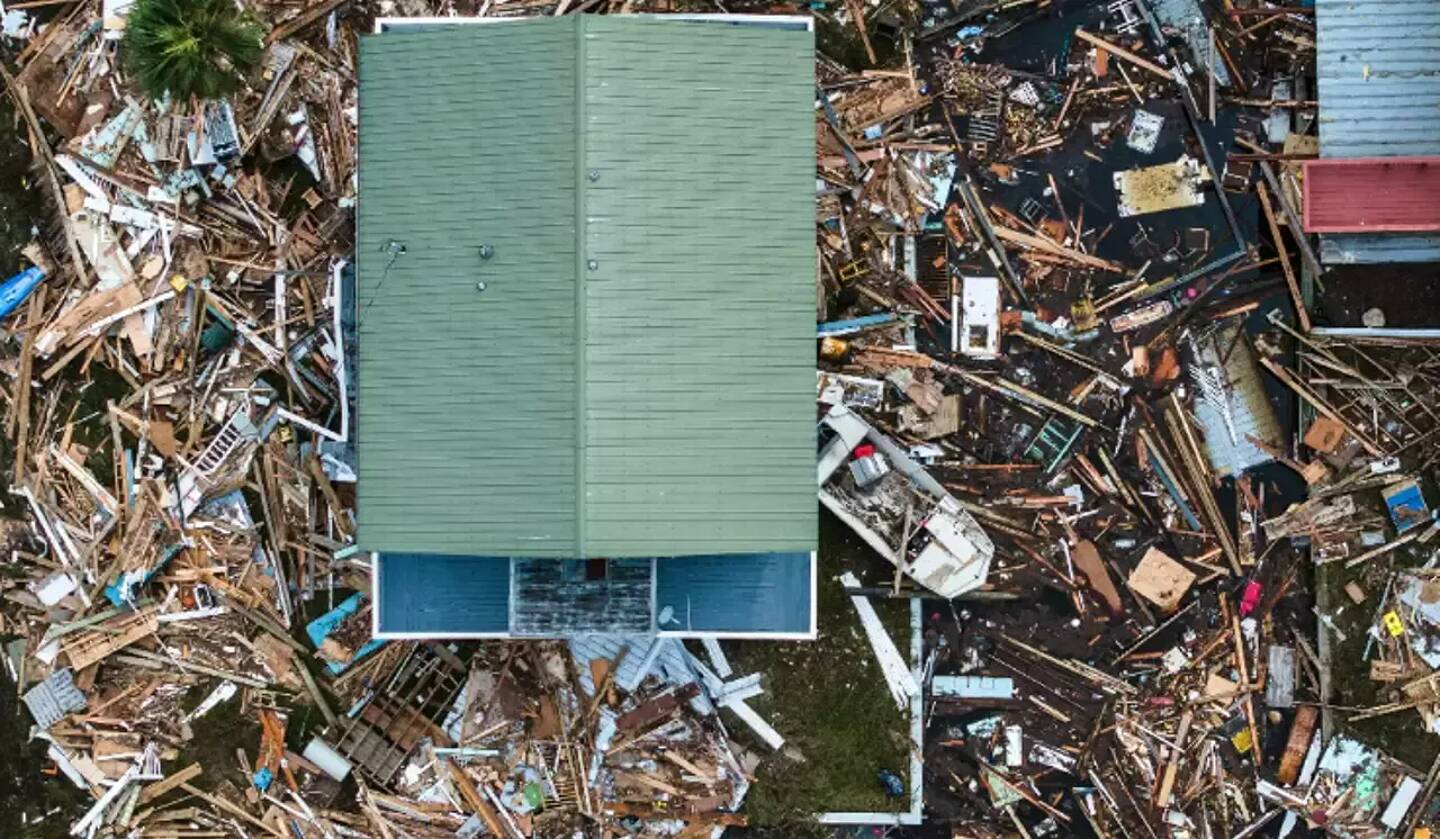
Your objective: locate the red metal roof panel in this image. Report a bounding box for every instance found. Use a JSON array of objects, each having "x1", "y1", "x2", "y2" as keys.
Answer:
[{"x1": 1302, "y1": 157, "x2": 1440, "y2": 233}]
